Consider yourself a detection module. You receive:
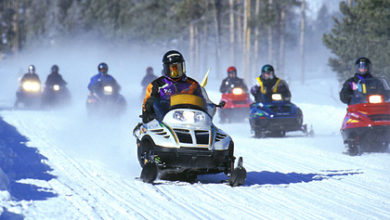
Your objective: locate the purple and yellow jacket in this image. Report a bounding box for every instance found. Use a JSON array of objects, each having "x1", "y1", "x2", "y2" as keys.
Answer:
[{"x1": 142, "y1": 75, "x2": 202, "y2": 122}]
